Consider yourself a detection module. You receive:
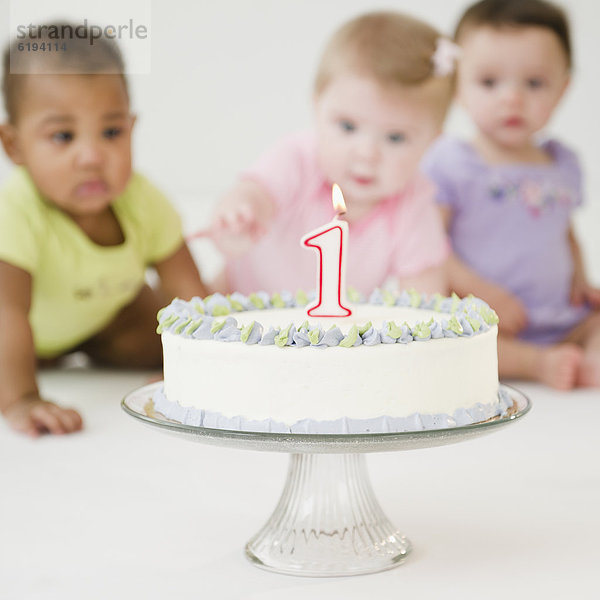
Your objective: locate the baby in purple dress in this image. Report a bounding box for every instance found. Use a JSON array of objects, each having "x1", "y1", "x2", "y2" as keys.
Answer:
[{"x1": 423, "y1": 0, "x2": 600, "y2": 389}]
